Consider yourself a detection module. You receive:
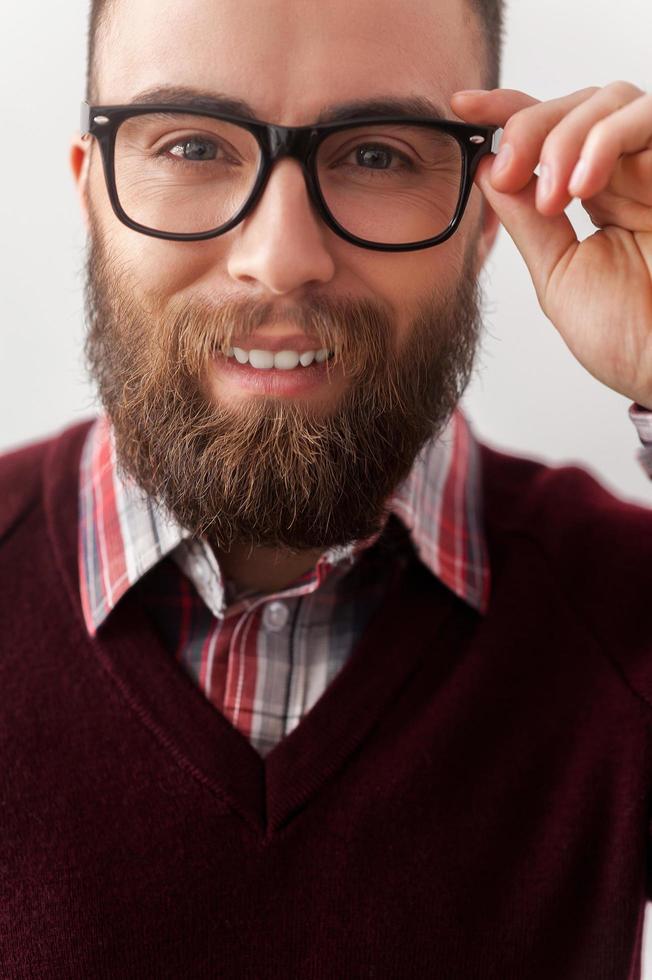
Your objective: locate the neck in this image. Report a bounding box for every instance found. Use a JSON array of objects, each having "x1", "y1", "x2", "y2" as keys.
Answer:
[{"x1": 213, "y1": 540, "x2": 326, "y2": 597}]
